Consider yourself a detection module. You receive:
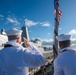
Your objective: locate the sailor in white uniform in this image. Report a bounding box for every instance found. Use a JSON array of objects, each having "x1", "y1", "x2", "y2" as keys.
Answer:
[
  {"x1": 0, "y1": 28, "x2": 45, "y2": 75},
  {"x1": 54, "y1": 34, "x2": 76, "y2": 75}
]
